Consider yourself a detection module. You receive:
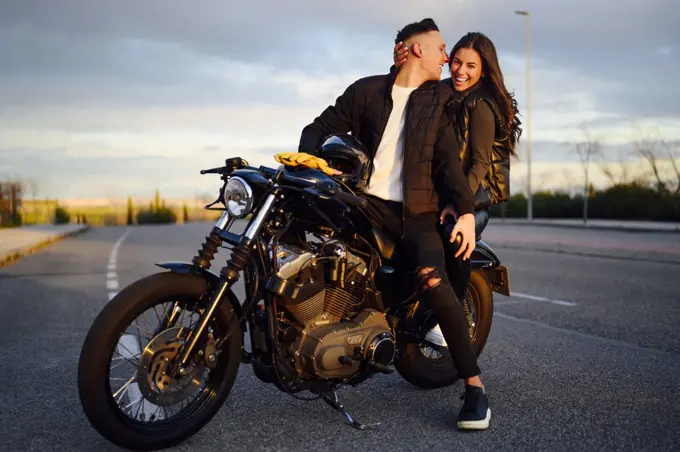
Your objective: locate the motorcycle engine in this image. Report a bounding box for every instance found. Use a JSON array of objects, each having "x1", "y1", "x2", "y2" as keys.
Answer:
[{"x1": 269, "y1": 240, "x2": 395, "y2": 380}]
